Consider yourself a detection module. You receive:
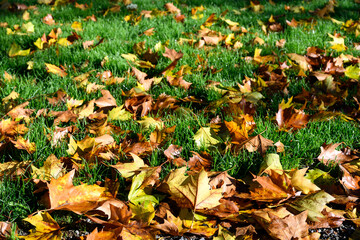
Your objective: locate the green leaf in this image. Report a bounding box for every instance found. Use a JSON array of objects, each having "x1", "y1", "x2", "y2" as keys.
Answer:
[{"x1": 288, "y1": 190, "x2": 335, "y2": 221}]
